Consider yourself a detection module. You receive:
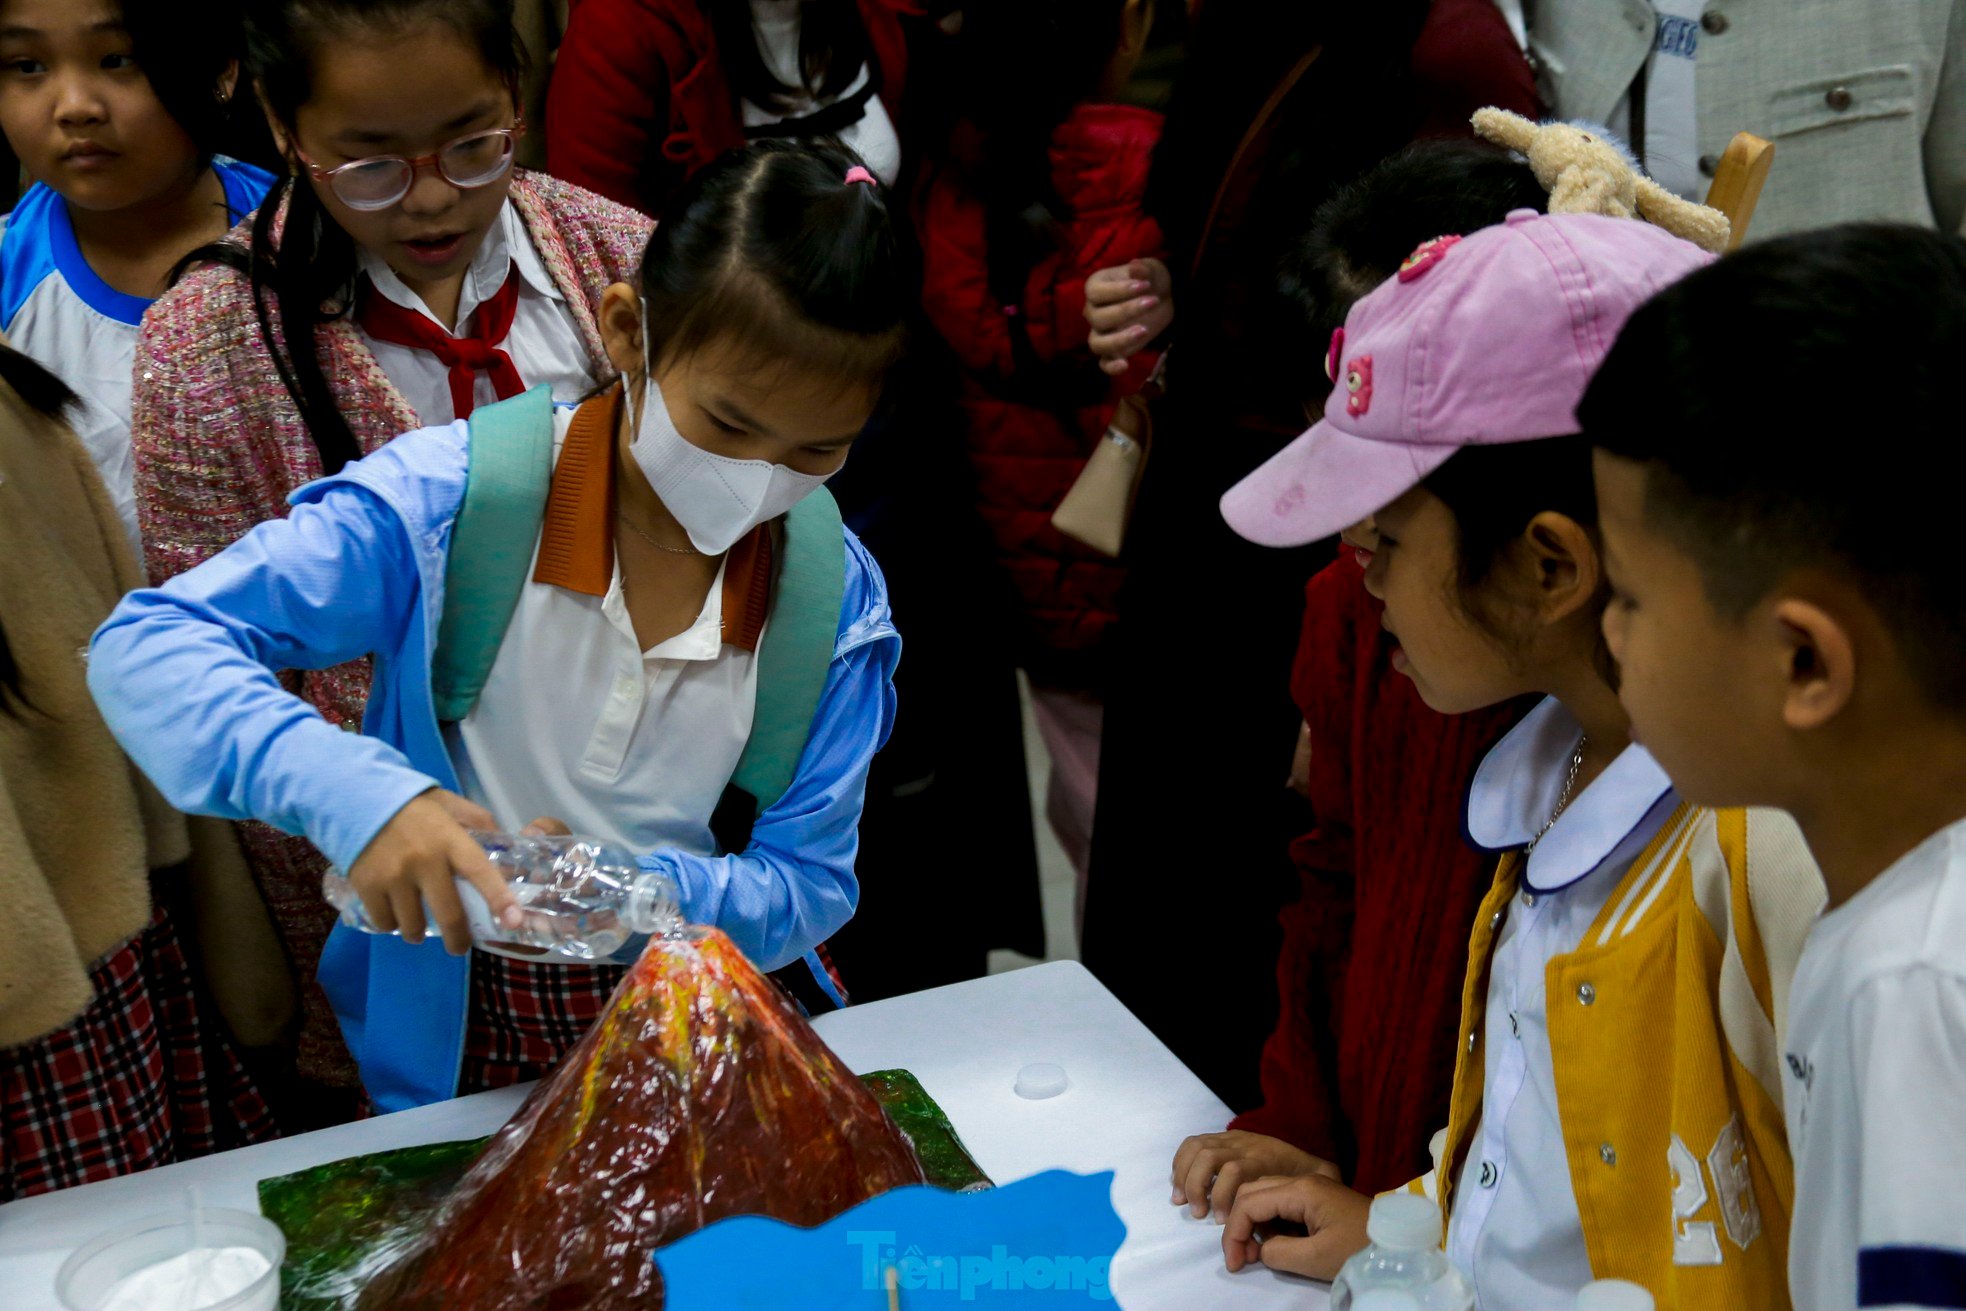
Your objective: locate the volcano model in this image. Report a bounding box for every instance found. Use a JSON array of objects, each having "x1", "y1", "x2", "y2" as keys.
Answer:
[{"x1": 361, "y1": 928, "x2": 927, "y2": 1308}]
